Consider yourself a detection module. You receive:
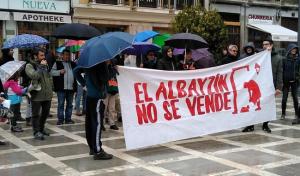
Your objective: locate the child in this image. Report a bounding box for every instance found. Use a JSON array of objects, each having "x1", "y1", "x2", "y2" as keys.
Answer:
[{"x1": 4, "y1": 73, "x2": 27, "y2": 132}]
